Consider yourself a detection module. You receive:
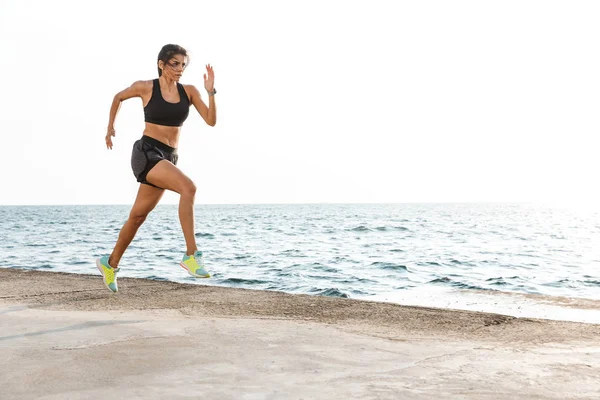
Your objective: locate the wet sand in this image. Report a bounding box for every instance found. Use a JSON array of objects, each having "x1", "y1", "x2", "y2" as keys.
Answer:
[{"x1": 1, "y1": 268, "x2": 599, "y2": 399}]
